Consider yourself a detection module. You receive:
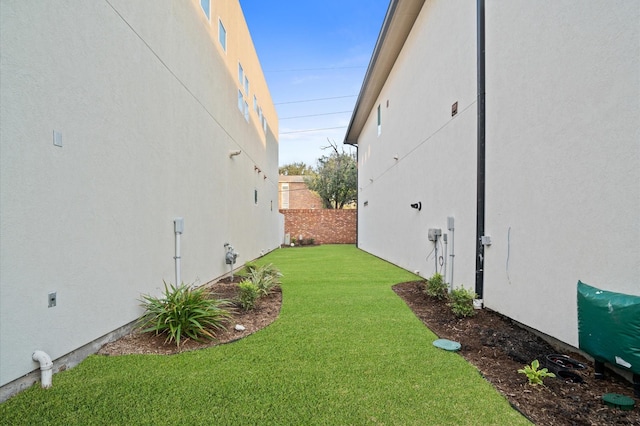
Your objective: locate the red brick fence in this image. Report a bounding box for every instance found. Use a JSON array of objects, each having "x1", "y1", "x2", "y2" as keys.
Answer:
[{"x1": 279, "y1": 209, "x2": 356, "y2": 244}]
